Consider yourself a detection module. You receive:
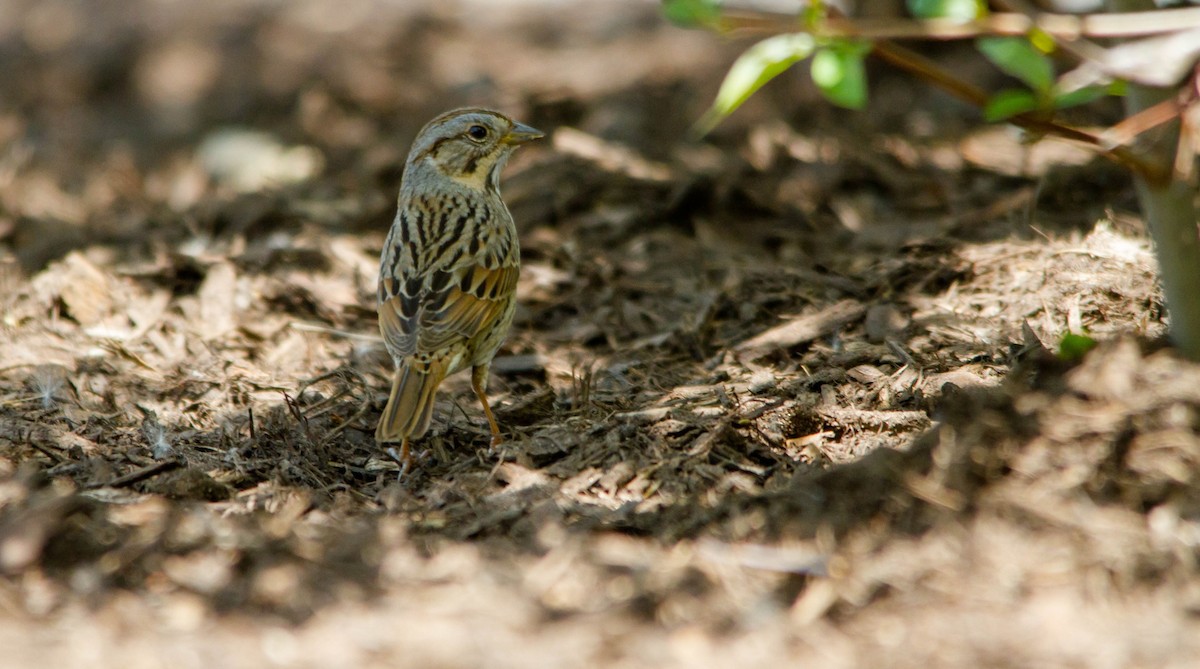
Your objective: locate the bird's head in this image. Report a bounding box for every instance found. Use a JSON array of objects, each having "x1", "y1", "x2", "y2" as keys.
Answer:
[{"x1": 404, "y1": 108, "x2": 543, "y2": 192}]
